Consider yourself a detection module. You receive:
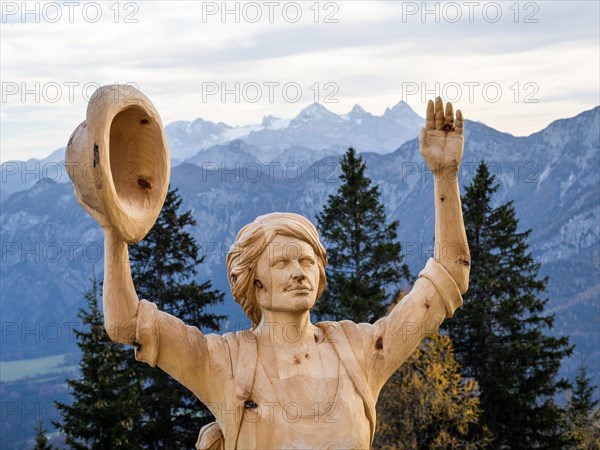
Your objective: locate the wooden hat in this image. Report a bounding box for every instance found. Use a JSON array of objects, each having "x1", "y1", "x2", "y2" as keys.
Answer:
[{"x1": 66, "y1": 85, "x2": 170, "y2": 244}]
